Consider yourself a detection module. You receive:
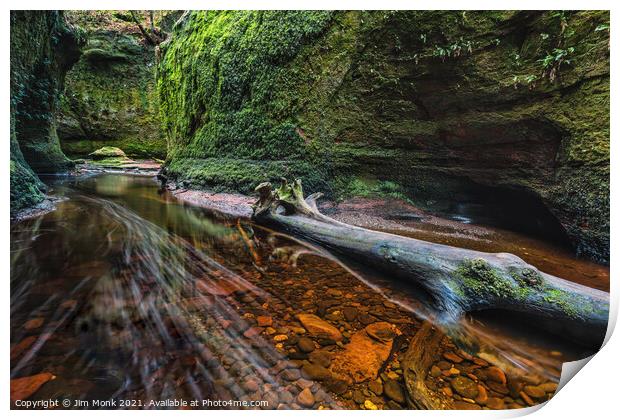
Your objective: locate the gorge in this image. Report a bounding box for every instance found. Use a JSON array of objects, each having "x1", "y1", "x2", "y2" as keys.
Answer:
[{"x1": 10, "y1": 10, "x2": 610, "y2": 411}]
